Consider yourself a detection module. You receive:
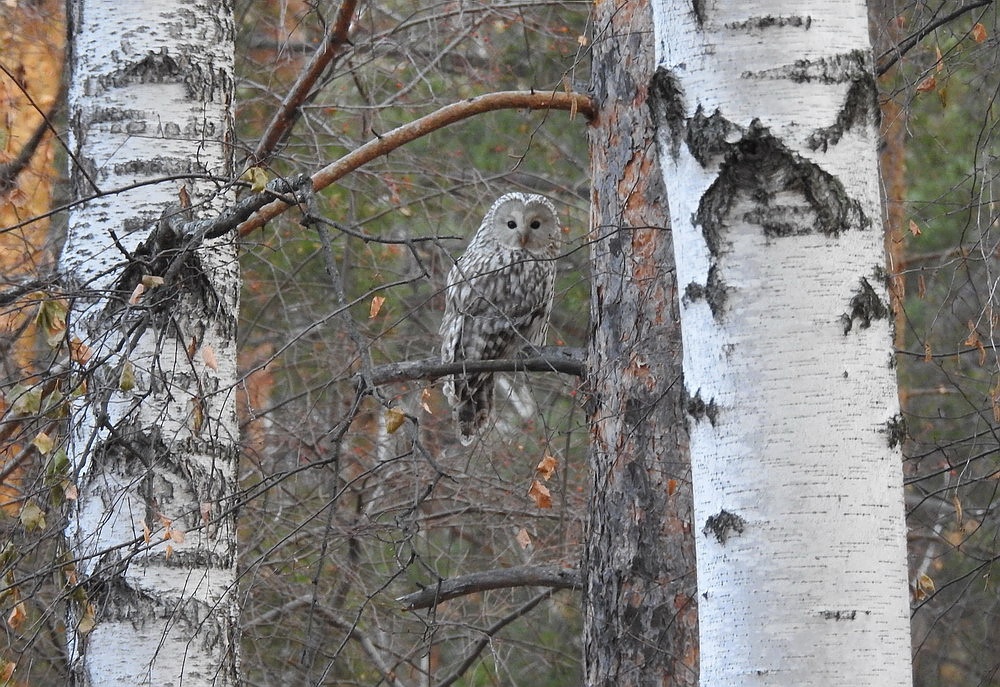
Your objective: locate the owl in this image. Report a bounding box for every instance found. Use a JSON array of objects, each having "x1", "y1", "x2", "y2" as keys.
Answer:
[{"x1": 440, "y1": 192, "x2": 560, "y2": 445}]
